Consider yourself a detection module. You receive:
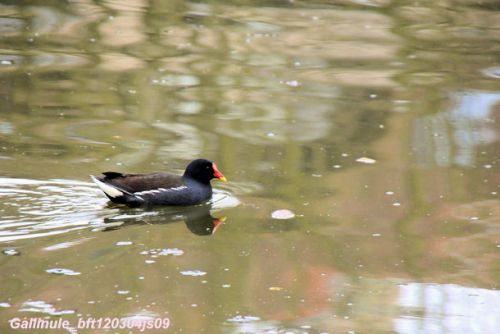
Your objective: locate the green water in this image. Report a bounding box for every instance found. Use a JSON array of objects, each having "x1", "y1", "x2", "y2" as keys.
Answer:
[{"x1": 0, "y1": 1, "x2": 499, "y2": 333}]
